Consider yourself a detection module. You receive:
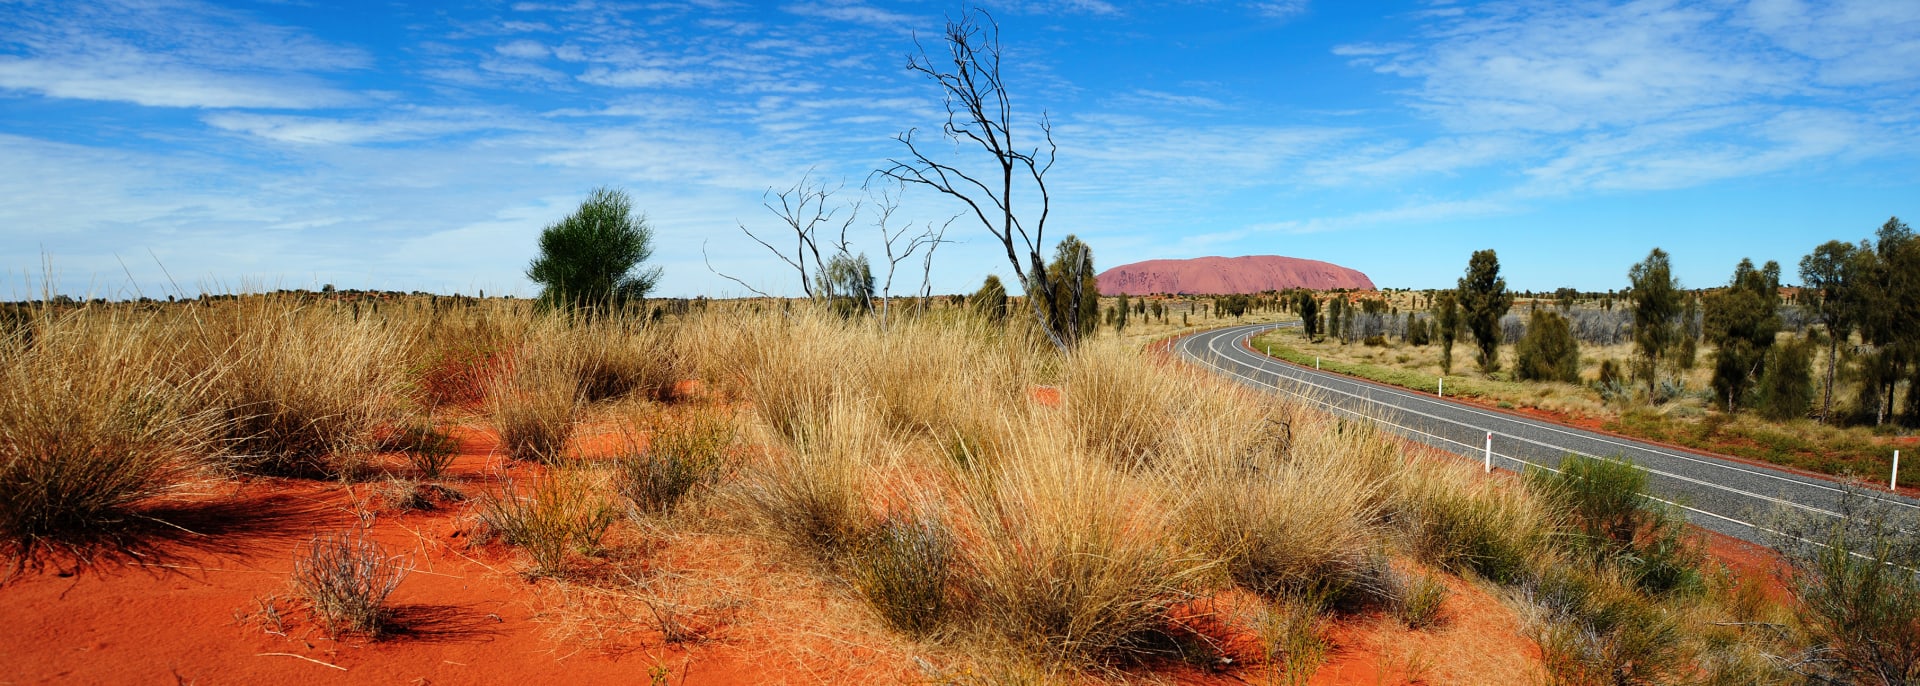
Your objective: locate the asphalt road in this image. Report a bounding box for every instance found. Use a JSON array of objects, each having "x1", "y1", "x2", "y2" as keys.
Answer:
[{"x1": 1177, "y1": 321, "x2": 1920, "y2": 549}]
